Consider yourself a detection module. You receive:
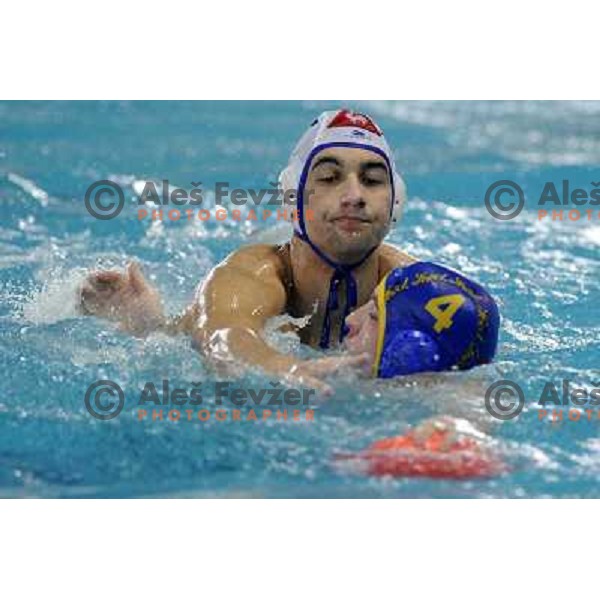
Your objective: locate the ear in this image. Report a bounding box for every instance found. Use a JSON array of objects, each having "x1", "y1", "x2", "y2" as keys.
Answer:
[
  {"x1": 391, "y1": 173, "x2": 406, "y2": 223},
  {"x1": 279, "y1": 165, "x2": 302, "y2": 236},
  {"x1": 278, "y1": 165, "x2": 296, "y2": 201}
]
